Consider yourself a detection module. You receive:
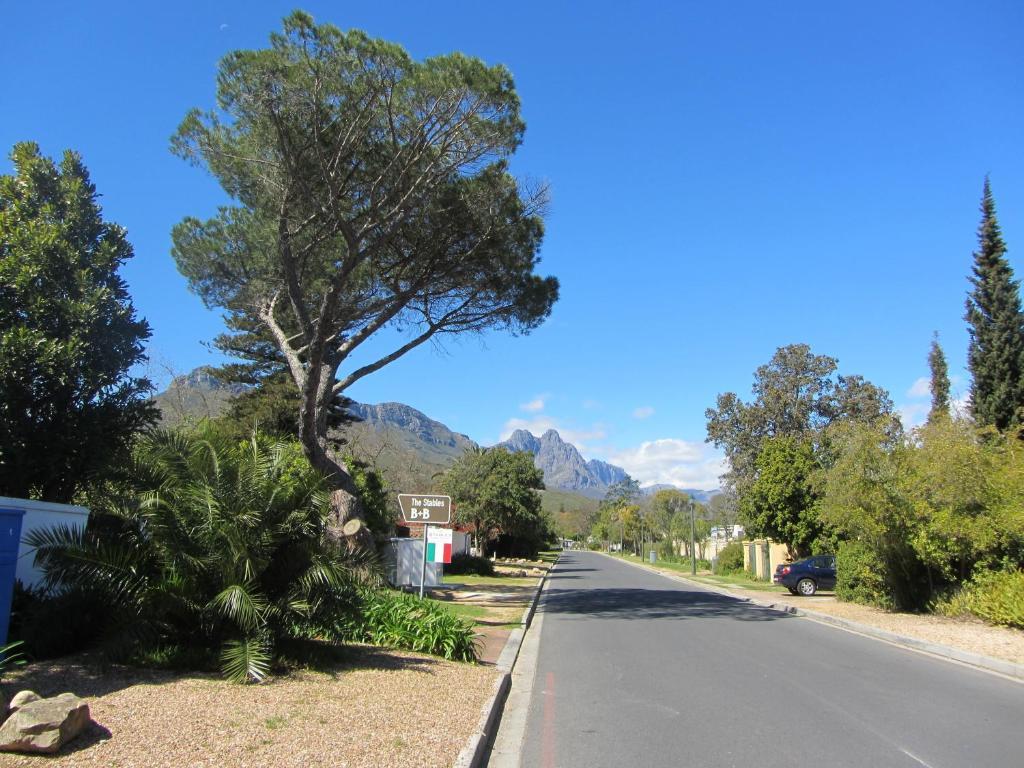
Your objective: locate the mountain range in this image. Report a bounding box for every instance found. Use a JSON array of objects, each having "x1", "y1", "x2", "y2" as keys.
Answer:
[
  {"x1": 151, "y1": 369, "x2": 716, "y2": 501},
  {"x1": 497, "y1": 429, "x2": 629, "y2": 497}
]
